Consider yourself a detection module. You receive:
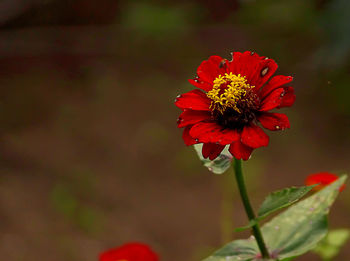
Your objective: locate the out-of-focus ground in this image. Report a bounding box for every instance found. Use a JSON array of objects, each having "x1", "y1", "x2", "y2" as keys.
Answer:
[{"x1": 0, "y1": 1, "x2": 349, "y2": 260}]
